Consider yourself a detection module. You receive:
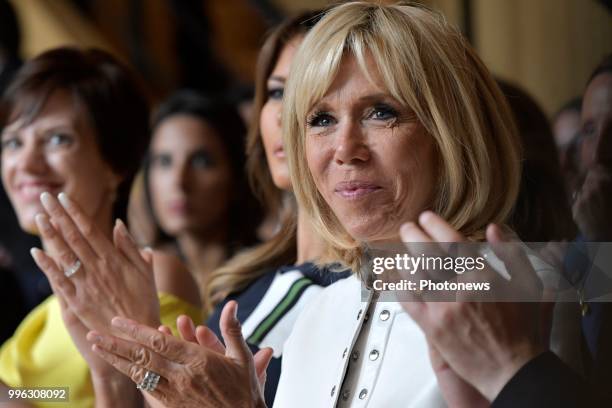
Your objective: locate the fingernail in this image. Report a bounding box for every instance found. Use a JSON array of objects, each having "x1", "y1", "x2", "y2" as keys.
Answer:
[
  {"x1": 58, "y1": 192, "x2": 70, "y2": 208},
  {"x1": 40, "y1": 192, "x2": 53, "y2": 208},
  {"x1": 419, "y1": 211, "x2": 433, "y2": 224},
  {"x1": 115, "y1": 219, "x2": 132, "y2": 241},
  {"x1": 30, "y1": 247, "x2": 41, "y2": 259},
  {"x1": 35, "y1": 213, "x2": 51, "y2": 231},
  {"x1": 233, "y1": 303, "x2": 239, "y2": 323}
]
